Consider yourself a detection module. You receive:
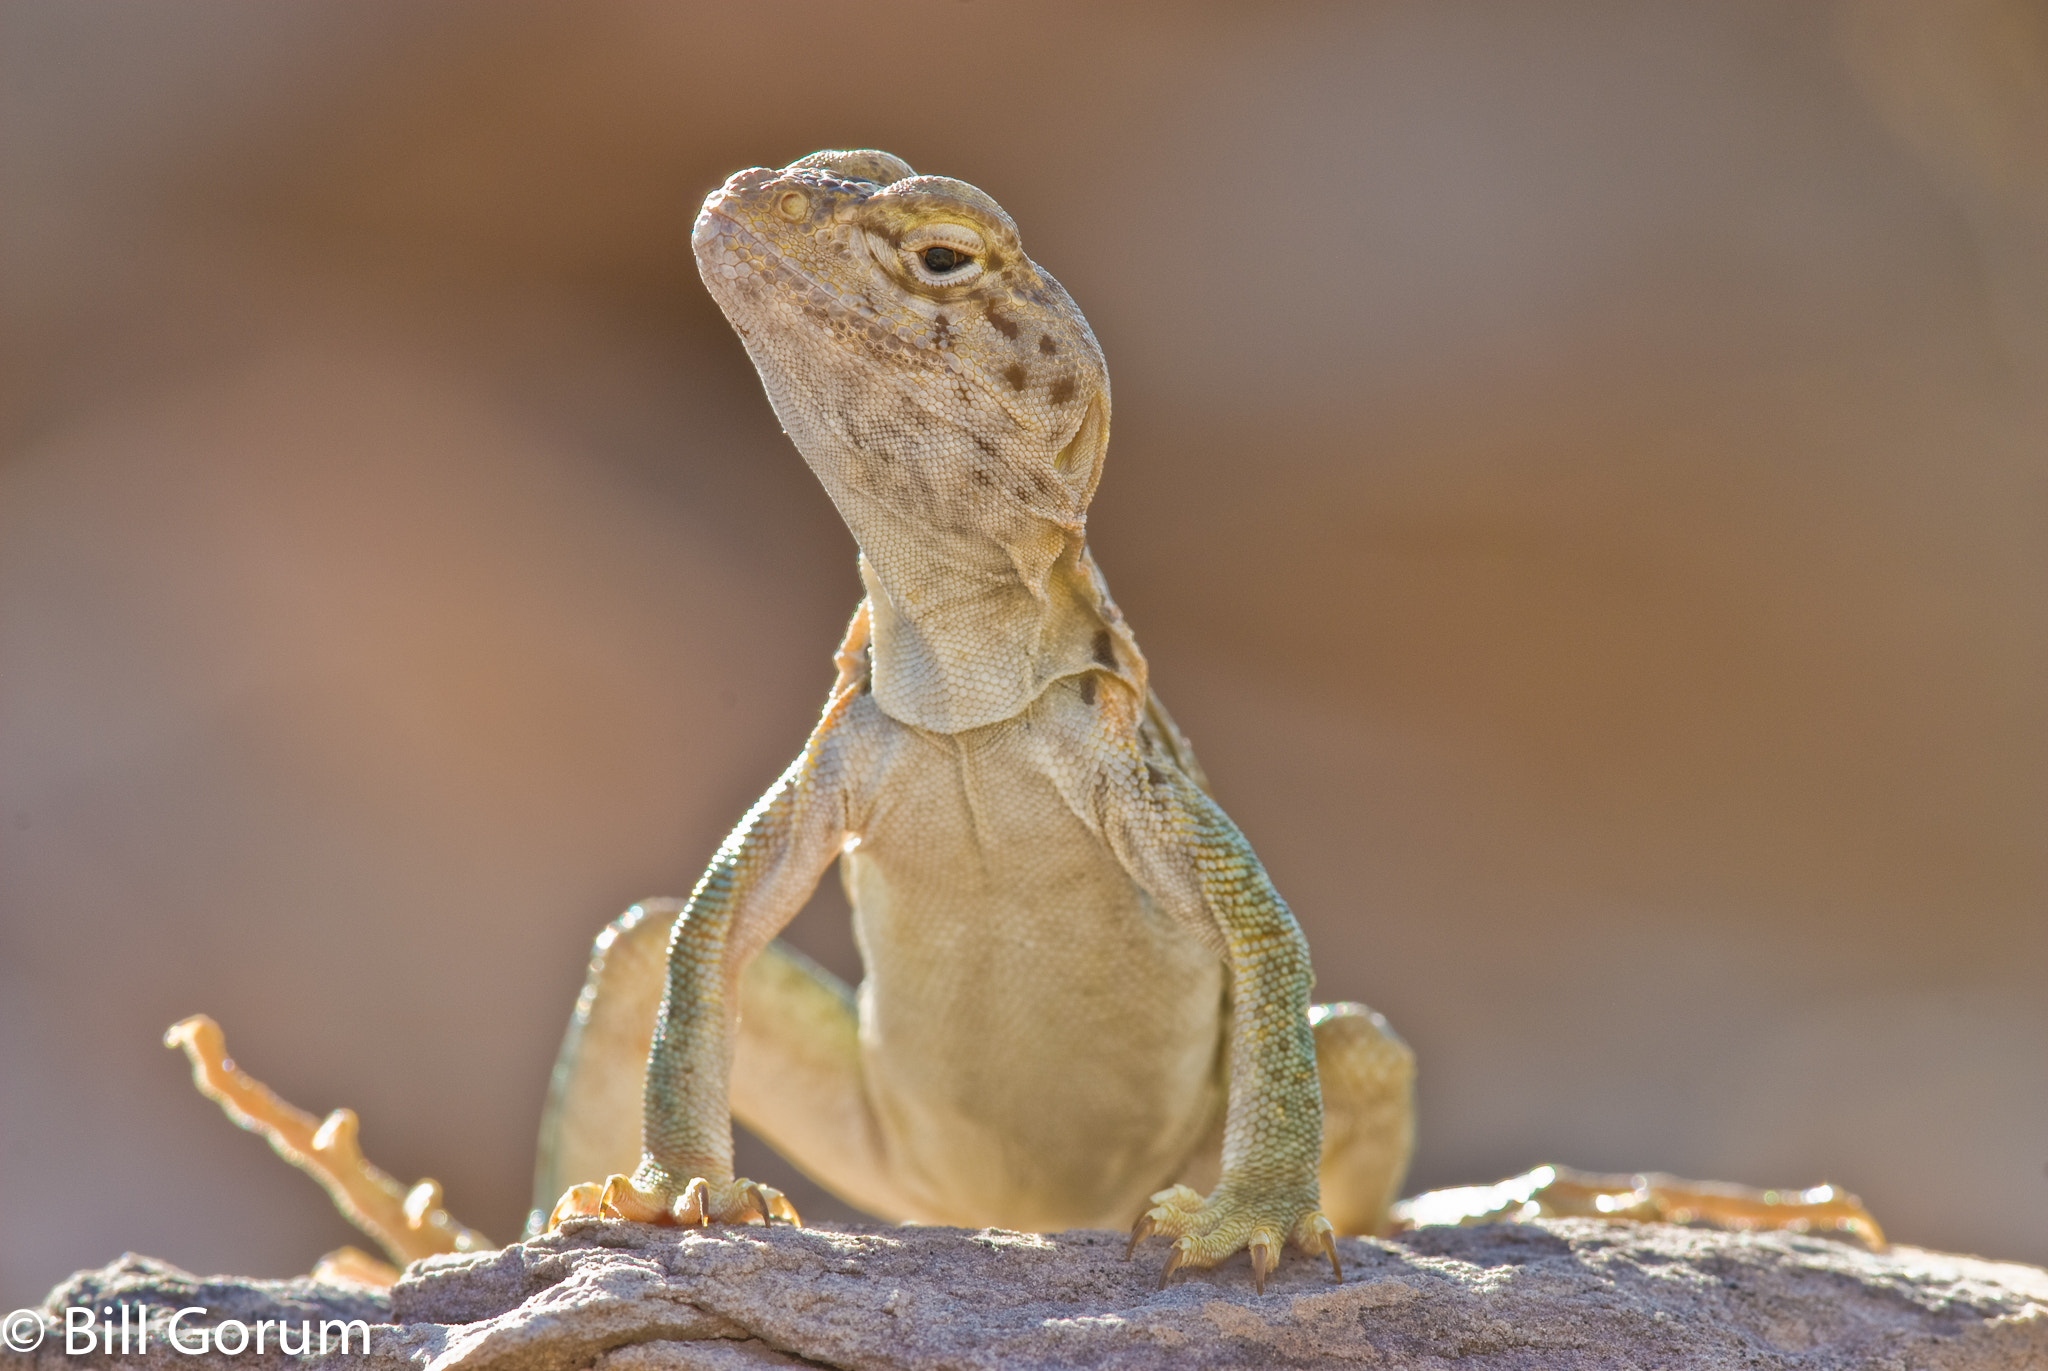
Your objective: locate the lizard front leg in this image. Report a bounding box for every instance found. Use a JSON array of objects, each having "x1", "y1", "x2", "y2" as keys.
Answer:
[
  {"x1": 532, "y1": 912, "x2": 910, "y2": 1234},
  {"x1": 1102, "y1": 752, "x2": 1340, "y2": 1291},
  {"x1": 550, "y1": 693, "x2": 863, "y2": 1231}
]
